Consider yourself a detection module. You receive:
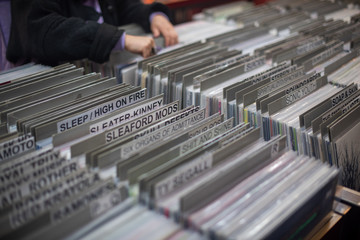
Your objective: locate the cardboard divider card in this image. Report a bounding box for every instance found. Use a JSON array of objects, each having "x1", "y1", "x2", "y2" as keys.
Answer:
[
  {"x1": 274, "y1": 36, "x2": 325, "y2": 63},
  {"x1": 163, "y1": 48, "x2": 230, "y2": 104},
  {"x1": 0, "y1": 147, "x2": 53, "y2": 173},
  {"x1": 120, "y1": 108, "x2": 206, "y2": 159},
  {"x1": 118, "y1": 114, "x2": 224, "y2": 182},
  {"x1": 103, "y1": 100, "x2": 179, "y2": 143},
  {"x1": 89, "y1": 95, "x2": 164, "y2": 135},
  {"x1": 180, "y1": 136, "x2": 287, "y2": 214},
  {"x1": 225, "y1": 62, "x2": 292, "y2": 118},
  {"x1": 151, "y1": 126, "x2": 256, "y2": 200},
  {"x1": 52, "y1": 95, "x2": 164, "y2": 147},
  {"x1": 154, "y1": 152, "x2": 214, "y2": 200},
  {"x1": 0, "y1": 150, "x2": 61, "y2": 188},
  {"x1": 179, "y1": 118, "x2": 233, "y2": 157},
  {"x1": 227, "y1": 62, "x2": 290, "y2": 102},
  {"x1": 259, "y1": 72, "x2": 319, "y2": 113},
  {"x1": 236, "y1": 65, "x2": 304, "y2": 112},
  {"x1": 136, "y1": 121, "x2": 232, "y2": 192},
  {"x1": 19, "y1": 84, "x2": 134, "y2": 138},
  {"x1": 56, "y1": 88, "x2": 146, "y2": 133},
  {"x1": 1, "y1": 178, "x2": 125, "y2": 239},
  {"x1": 292, "y1": 40, "x2": 333, "y2": 66},
  {"x1": 0, "y1": 68, "x2": 84, "y2": 102},
  {"x1": 70, "y1": 100, "x2": 180, "y2": 161},
  {"x1": 7, "y1": 77, "x2": 118, "y2": 129},
  {"x1": 85, "y1": 106, "x2": 204, "y2": 169},
  {"x1": 0, "y1": 170, "x2": 93, "y2": 213},
  {"x1": 30, "y1": 85, "x2": 139, "y2": 140},
  {"x1": 268, "y1": 74, "x2": 328, "y2": 115},
  {"x1": 303, "y1": 41, "x2": 344, "y2": 71},
  {"x1": 0, "y1": 73, "x2": 101, "y2": 123},
  {"x1": 0, "y1": 171, "x2": 100, "y2": 225},
  {"x1": 170, "y1": 50, "x2": 242, "y2": 107},
  {"x1": 329, "y1": 102, "x2": 360, "y2": 142},
  {"x1": 301, "y1": 84, "x2": 358, "y2": 129},
  {"x1": 132, "y1": 118, "x2": 239, "y2": 190},
  {"x1": 0, "y1": 134, "x2": 35, "y2": 162},
  {"x1": 8, "y1": 79, "x2": 121, "y2": 131},
  {"x1": 0, "y1": 156, "x2": 85, "y2": 203},
  {"x1": 0, "y1": 64, "x2": 73, "y2": 92},
  {"x1": 85, "y1": 106, "x2": 197, "y2": 163},
  {"x1": 318, "y1": 90, "x2": 360, "y2": 136},
  {"x1": 15, "y1": 82, "x2": 129, "y2": 136},
  {"x1": 248, "y1": 66, "x2": 305, "y2": 109},
  {"x1": 325, "y1": 48, "x2": 360, "y2": 75}
]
